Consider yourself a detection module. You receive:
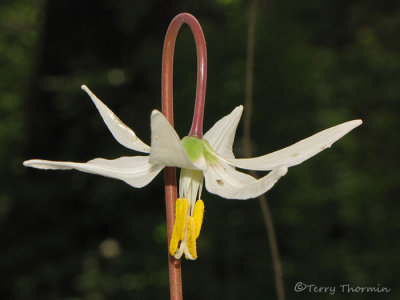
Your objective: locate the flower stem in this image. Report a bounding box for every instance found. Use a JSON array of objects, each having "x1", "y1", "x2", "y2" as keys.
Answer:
[
  {"x1": 243, "y1": 1, "x2": 286, "y2": 300},
  {"x1": 163, "y1": 167, "x2": 182, "y2": 300},
  {"x1": 161, "y1": 12, "x2": 207, "y2": 300},
  {"x1": 162, "y1": 13, "x2": 207, "y2": 139}
]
